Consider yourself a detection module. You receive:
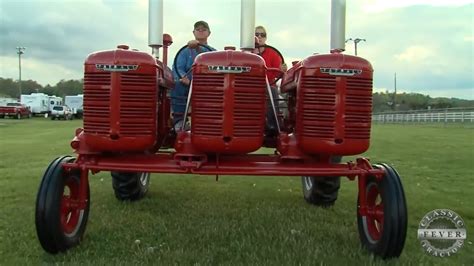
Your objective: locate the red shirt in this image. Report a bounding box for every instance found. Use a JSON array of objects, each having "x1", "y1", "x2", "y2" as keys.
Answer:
[{"x1": 259, "y1": 47, "x2": 282, "y2": 84}]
